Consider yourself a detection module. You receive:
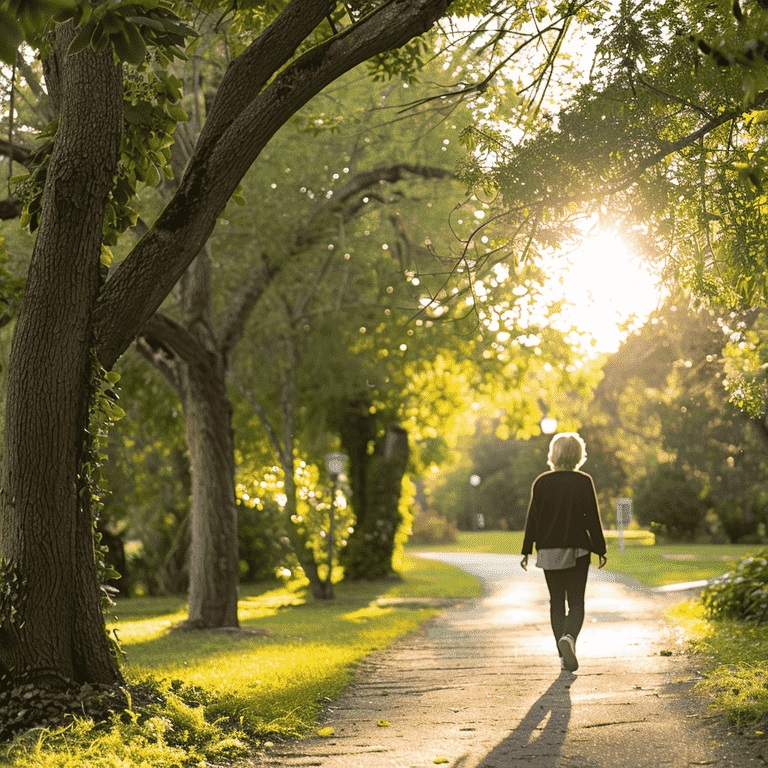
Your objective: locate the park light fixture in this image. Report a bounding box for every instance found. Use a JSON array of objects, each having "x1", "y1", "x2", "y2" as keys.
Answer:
[
  {"x1": 325, "y1": 452, "x2": 348, "y2": 480},
  {"x1": 323, "y1": 452, "x2": 348, "y2": 595},
  {"x1": 540, "y1": 415, "x2": 558, "y2": 435}
]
